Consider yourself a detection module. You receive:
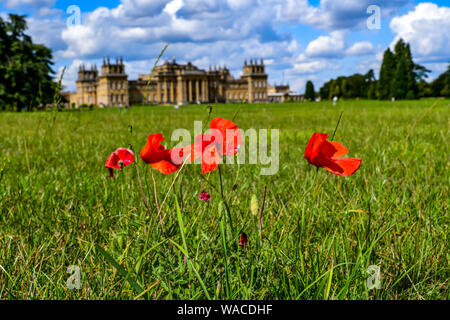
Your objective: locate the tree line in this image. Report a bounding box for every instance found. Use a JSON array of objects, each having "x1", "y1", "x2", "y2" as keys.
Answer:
[
  {"x1": 306, "y1": 39, "x2": 449, "y2": 100},
  {"x1": 0, "y1": 14, "x2": 57, "y2": 111}
]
